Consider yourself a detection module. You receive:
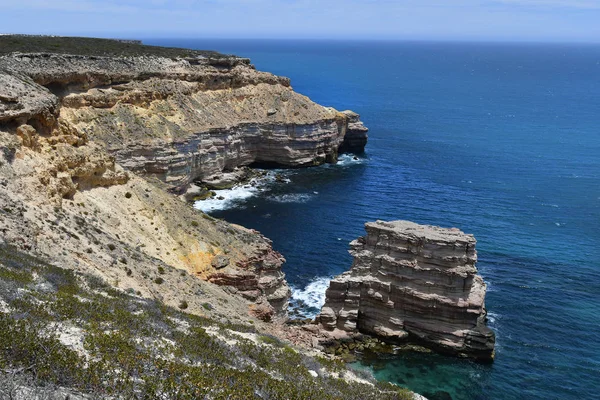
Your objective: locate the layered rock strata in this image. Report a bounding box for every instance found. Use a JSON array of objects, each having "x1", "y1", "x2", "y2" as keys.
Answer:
[
  {"x1": 338, "y1": 110, "x2": 369, "y2": 154},
  {"x1": 0, "y1": 44, "x2": 373, "y2": 321},
  {"x1": 2, "y1": 52, "x2": 368, "y2": 193},
  {"x1": 318, "y1": 220, "x2": 495, "y2": 361}
]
